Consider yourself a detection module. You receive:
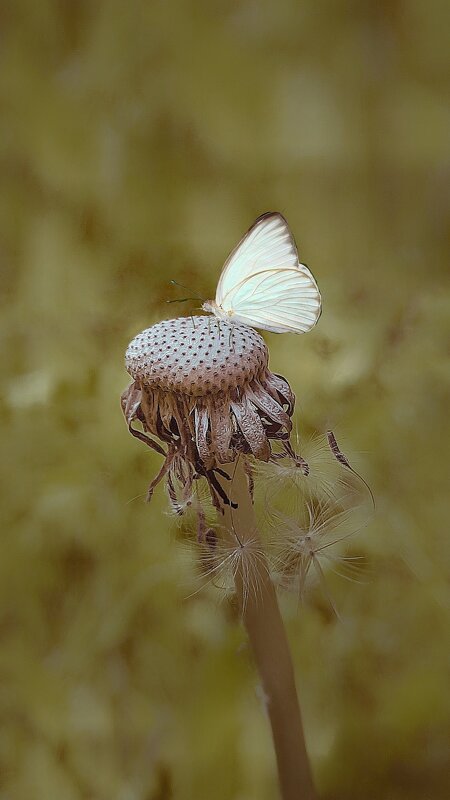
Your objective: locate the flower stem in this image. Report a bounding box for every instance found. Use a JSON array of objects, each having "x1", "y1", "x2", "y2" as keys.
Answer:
[{"x1": 217, "y1": 459, "x2": 317, "y2": 800}]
